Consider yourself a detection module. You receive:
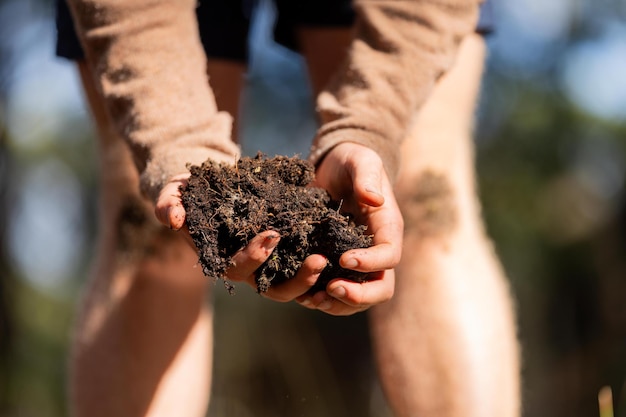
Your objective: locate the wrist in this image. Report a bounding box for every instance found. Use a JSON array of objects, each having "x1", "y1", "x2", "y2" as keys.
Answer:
[{"x1": 309, "y1": 128, "x2": 398, "y2": 182}]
